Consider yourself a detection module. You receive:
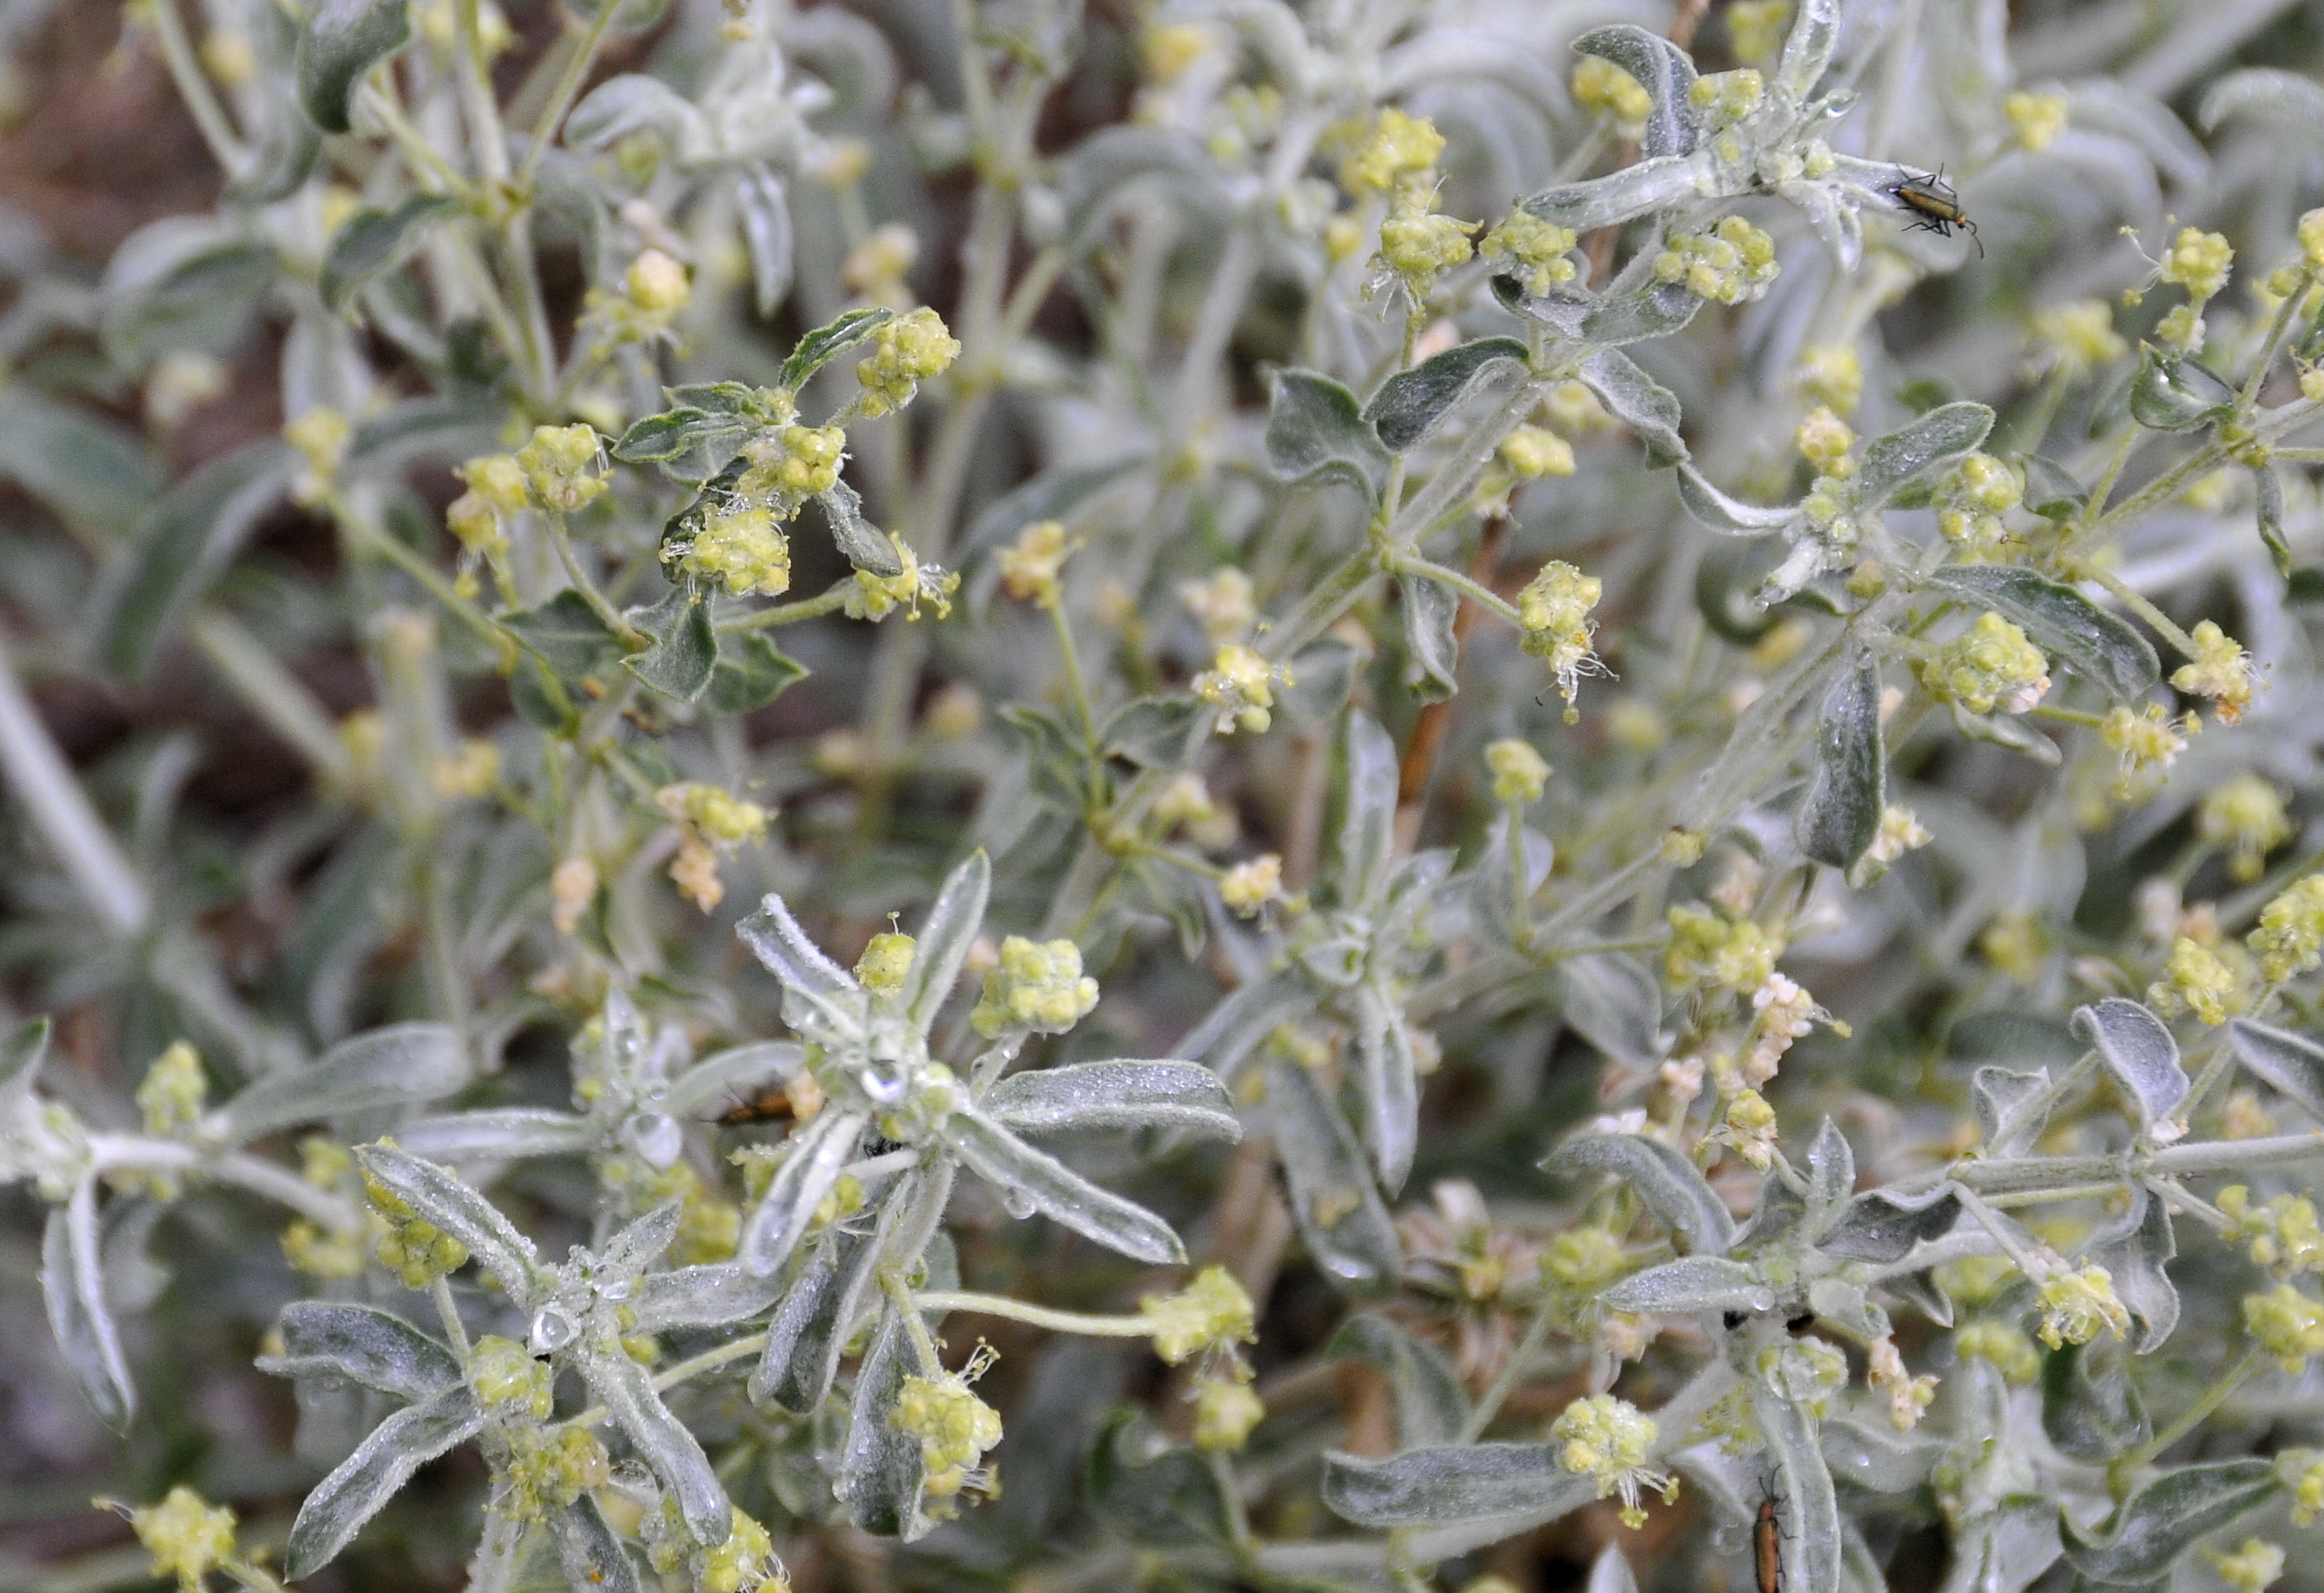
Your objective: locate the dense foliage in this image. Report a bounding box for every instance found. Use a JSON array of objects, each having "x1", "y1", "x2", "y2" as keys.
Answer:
[{"x1": 7, "y1": 0, "x2": 2324, "y2": 1589}]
